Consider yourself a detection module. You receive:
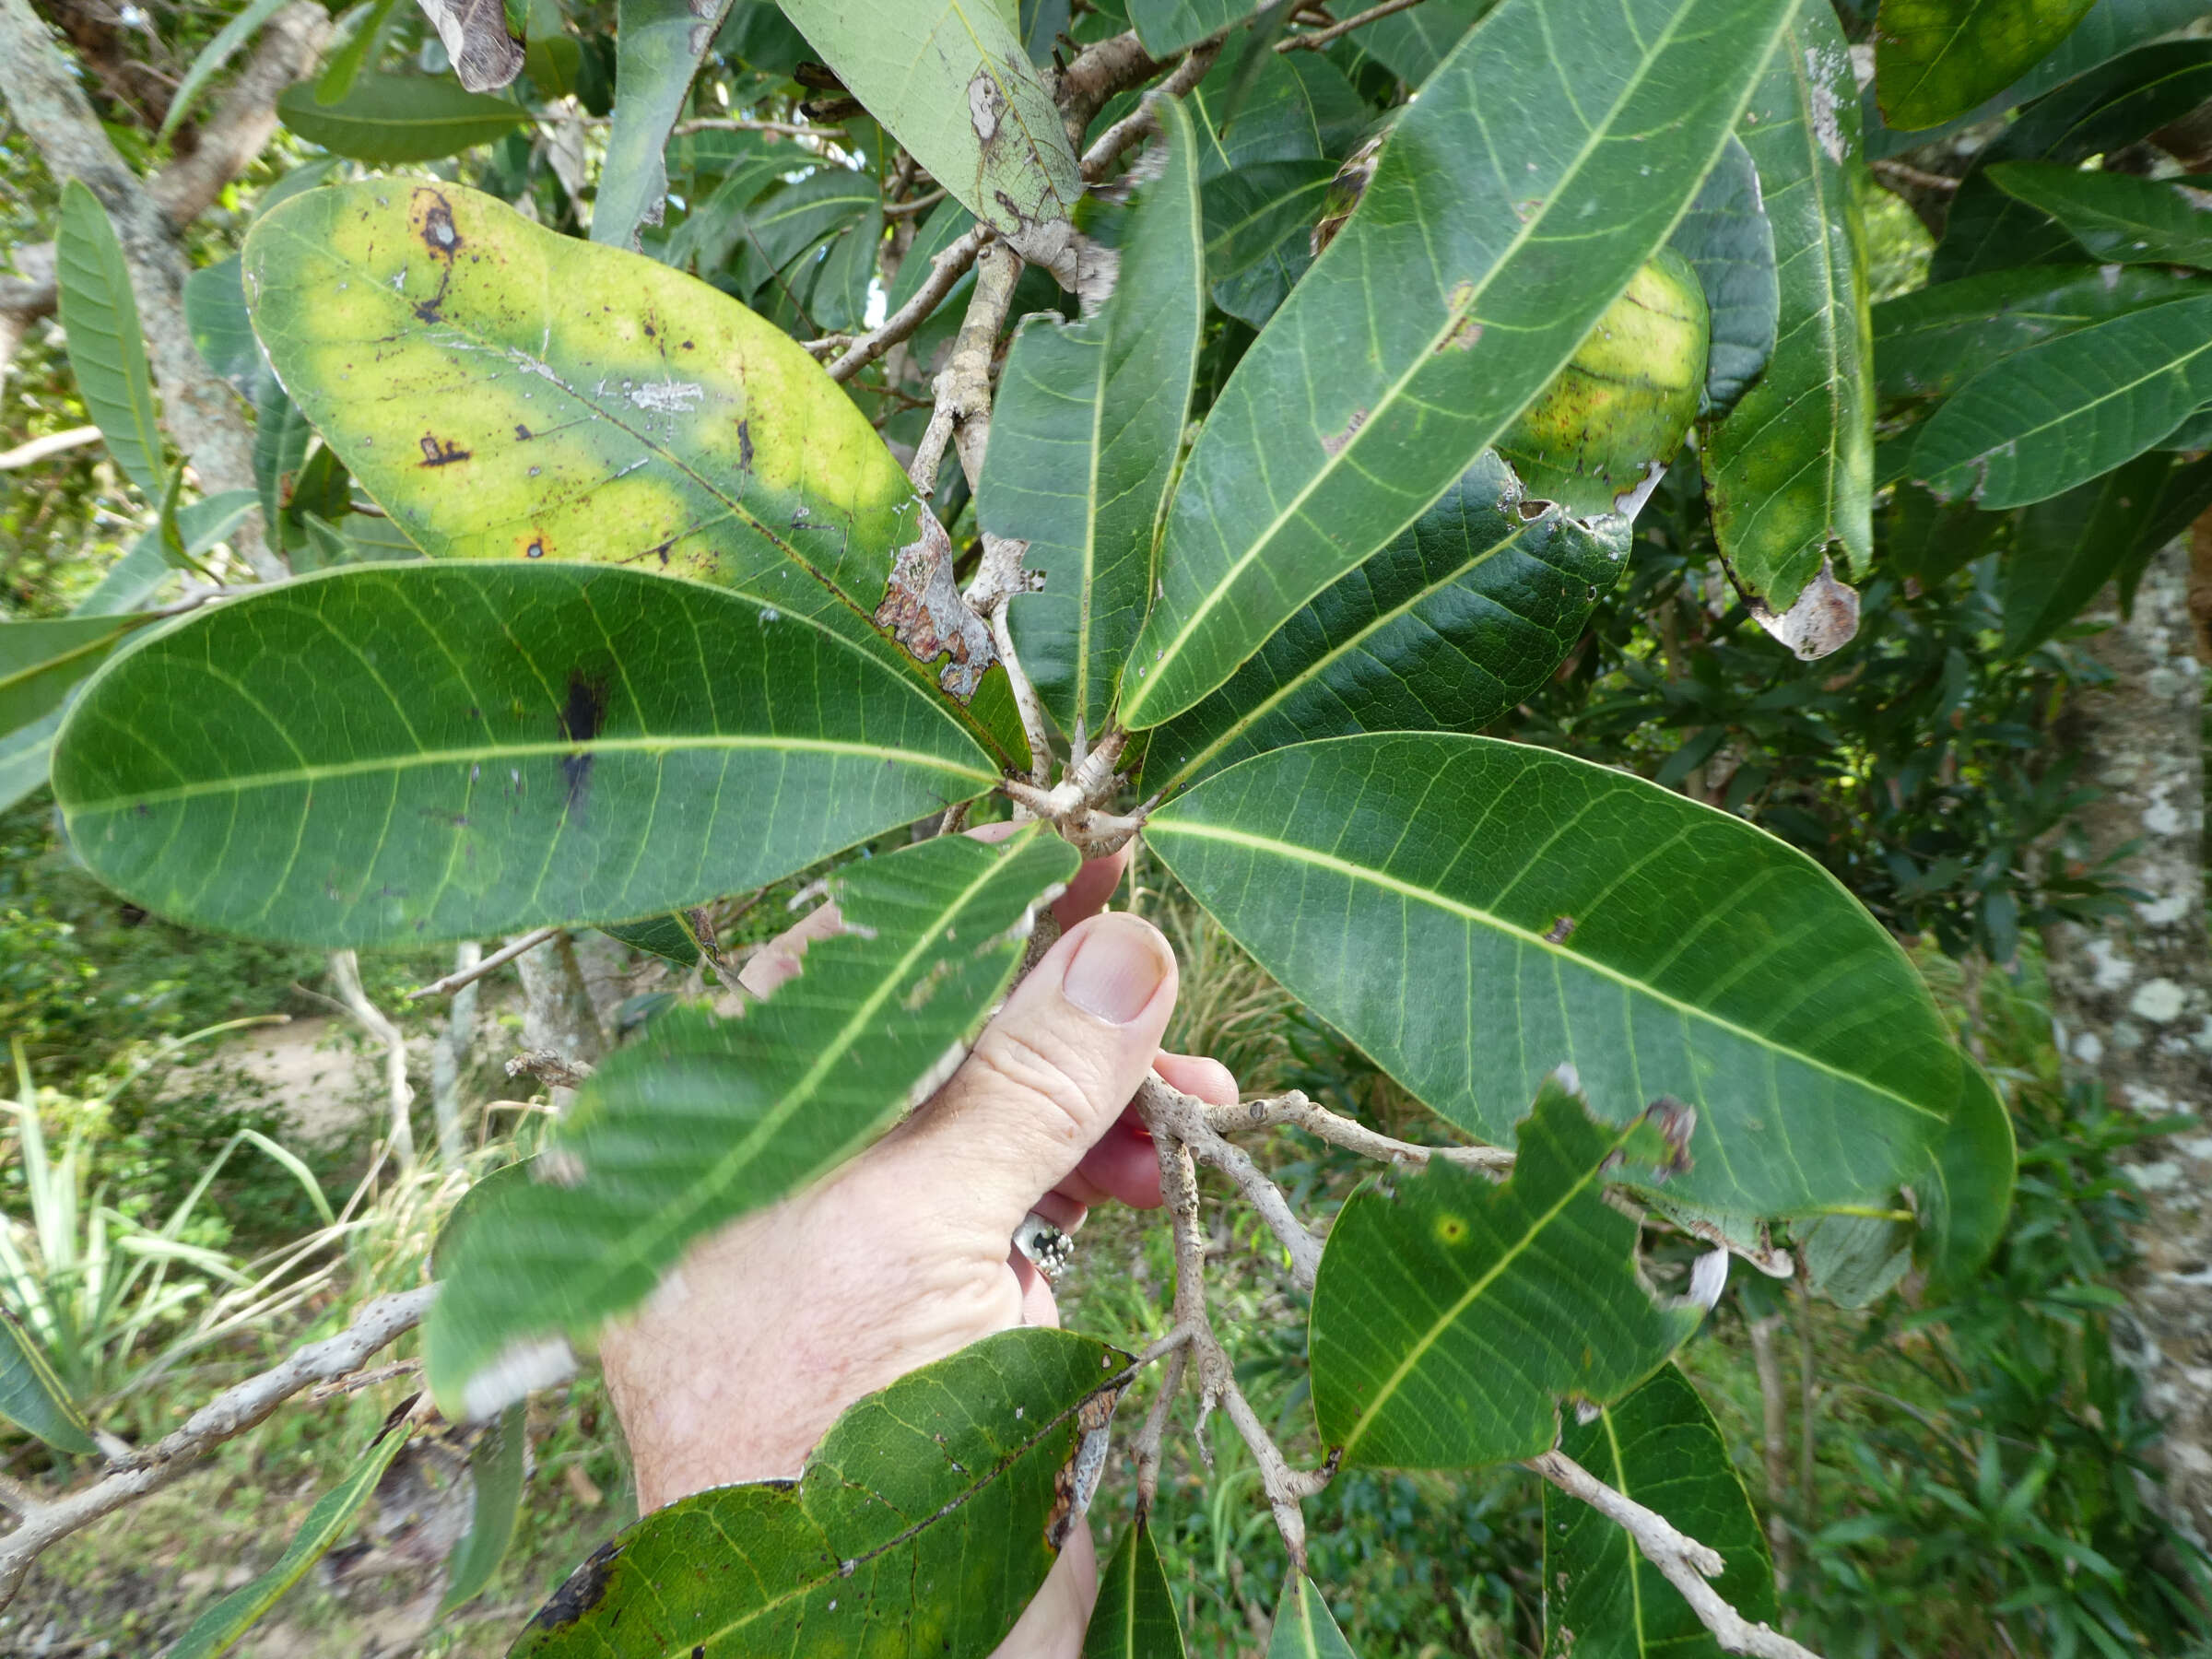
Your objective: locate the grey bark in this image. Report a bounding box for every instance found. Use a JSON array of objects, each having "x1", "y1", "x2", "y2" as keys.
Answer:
[
  {"x1": 512, "y1": 931, "x2": 606, "y2": 1111},
  {"x1": 431, "y1": 941, "x2": 484, "y2": 1163},
  {"x1": 0, "y1": 0, "x2": 329, "y2": 580},
  {"x1": 2042, "y1": 535, "x2": 2212, "y2": 1545}
]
